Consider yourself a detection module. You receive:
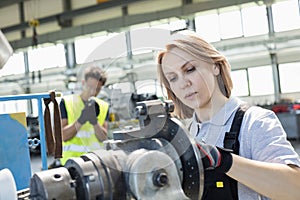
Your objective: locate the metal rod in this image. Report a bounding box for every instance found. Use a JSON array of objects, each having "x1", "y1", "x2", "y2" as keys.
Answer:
[{"x1": 37, "y1": 97, "x2": 47, "y2": 170}]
